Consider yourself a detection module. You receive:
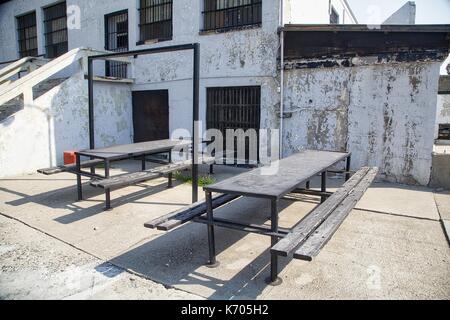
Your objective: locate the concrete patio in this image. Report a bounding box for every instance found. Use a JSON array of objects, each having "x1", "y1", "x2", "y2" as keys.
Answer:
[{"x1": 0, "y1": 160, "x2": 449, "y2": 300}]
